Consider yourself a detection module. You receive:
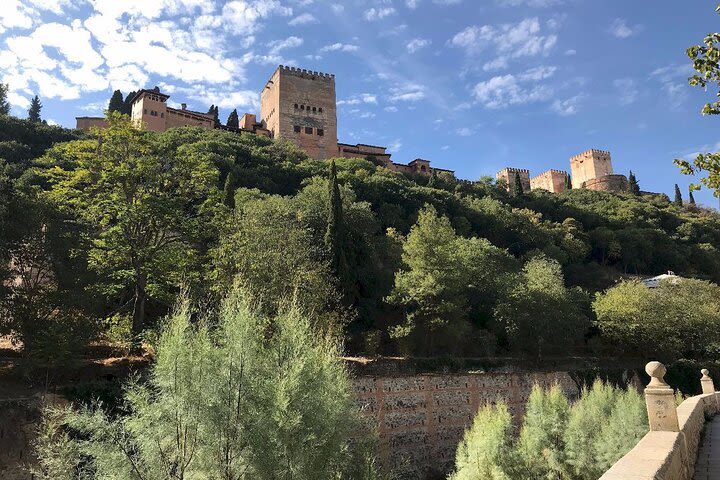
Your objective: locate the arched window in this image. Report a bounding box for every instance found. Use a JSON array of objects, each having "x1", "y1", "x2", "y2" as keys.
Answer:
[
  {"x1": 301, "y1": 105, "x2": 305, "y2": 110},
  {"x1": 318, "y1": 108, "x2": 323, "y2": 113},
  {"x1": 312, "y1": 107, "x2": 316, "y2": 112},
  {"x1": 294, "y1": 103, "x2": 298, "y2": 109}
]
